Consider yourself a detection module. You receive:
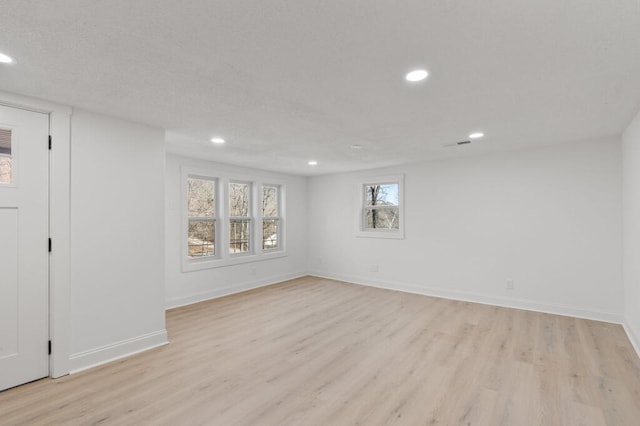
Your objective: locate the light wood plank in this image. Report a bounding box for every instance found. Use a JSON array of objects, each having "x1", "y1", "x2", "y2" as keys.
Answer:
[{"x1": 1, "y1": 276, "x2": 639, "y2": 425}]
